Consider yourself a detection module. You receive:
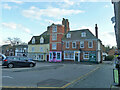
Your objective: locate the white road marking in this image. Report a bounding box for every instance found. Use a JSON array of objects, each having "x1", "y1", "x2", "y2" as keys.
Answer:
[{"x1": 2, "y1": 76, "x2": 14, "y2": 79}]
